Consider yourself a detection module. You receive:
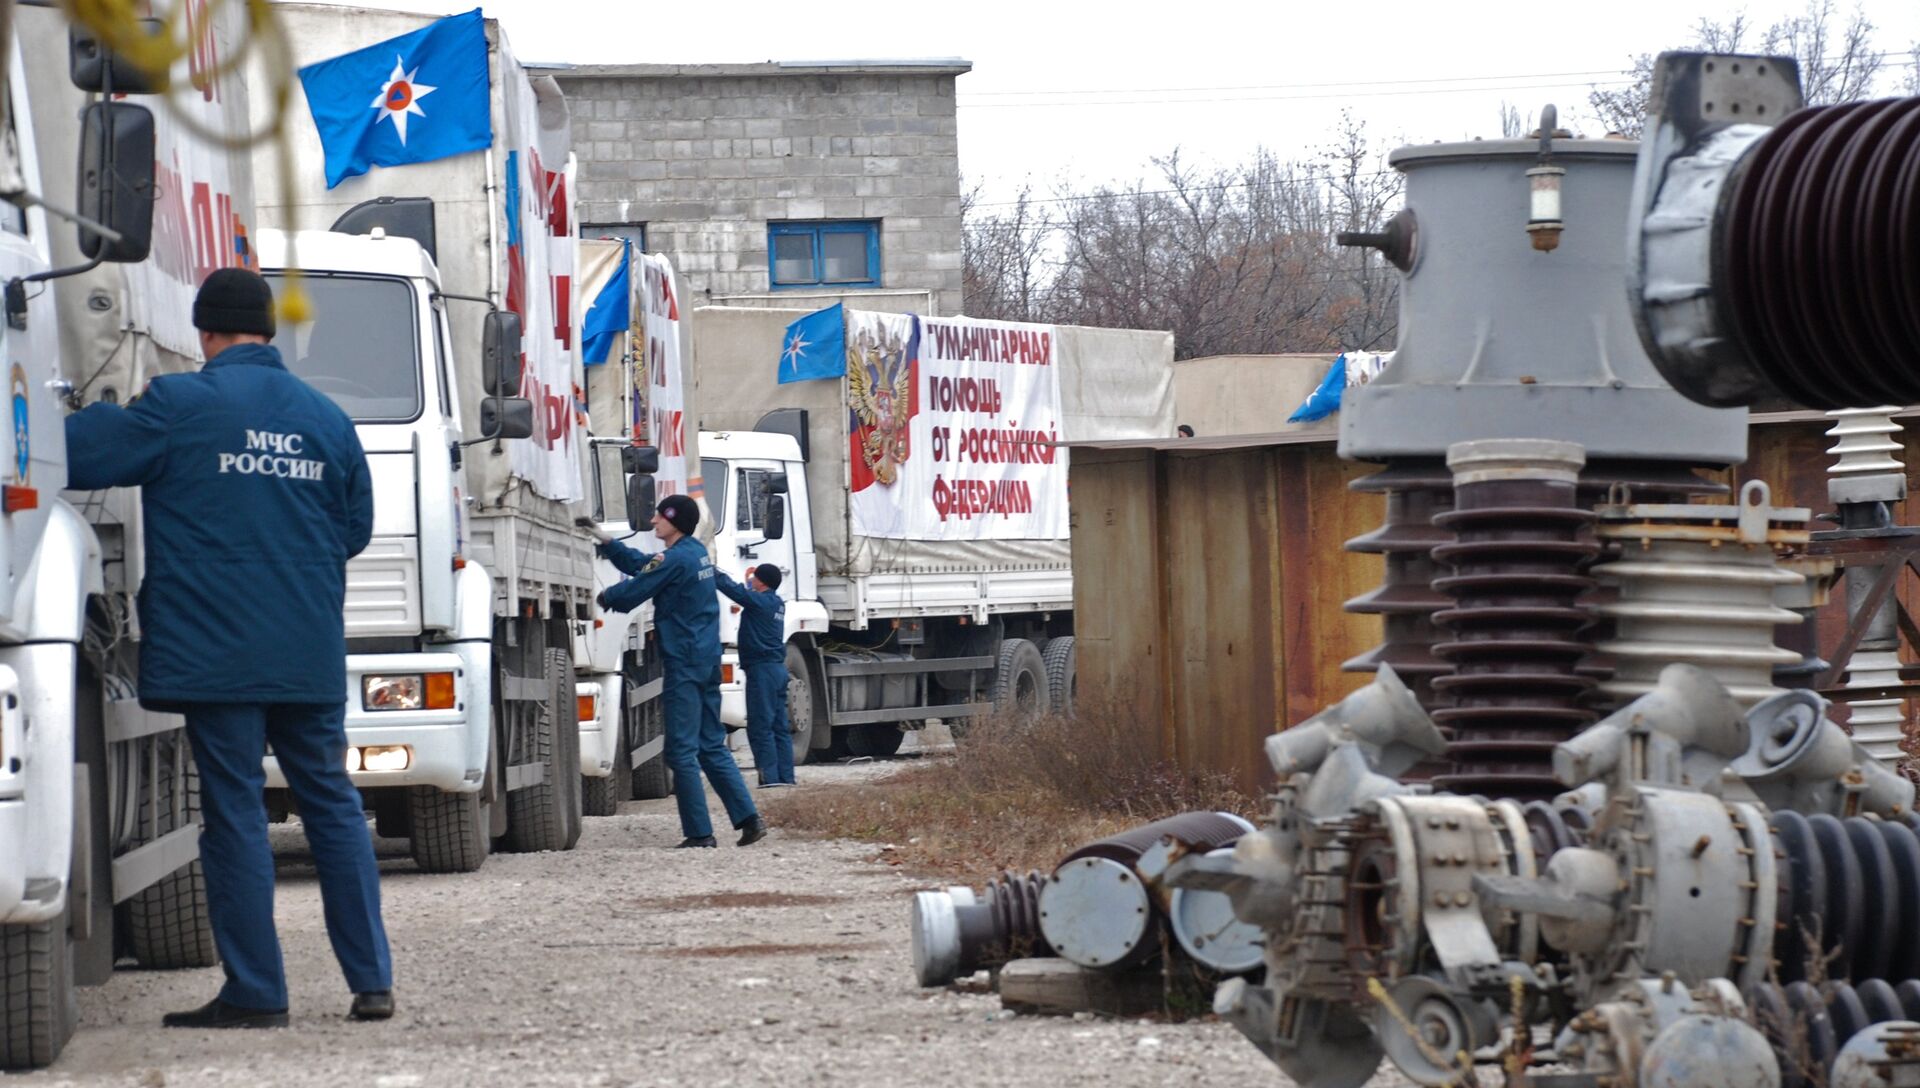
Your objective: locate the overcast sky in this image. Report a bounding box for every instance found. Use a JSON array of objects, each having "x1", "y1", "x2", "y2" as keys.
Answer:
[{"x1": 293, "y1": 0, "x2": 1920, "y2": 201}]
